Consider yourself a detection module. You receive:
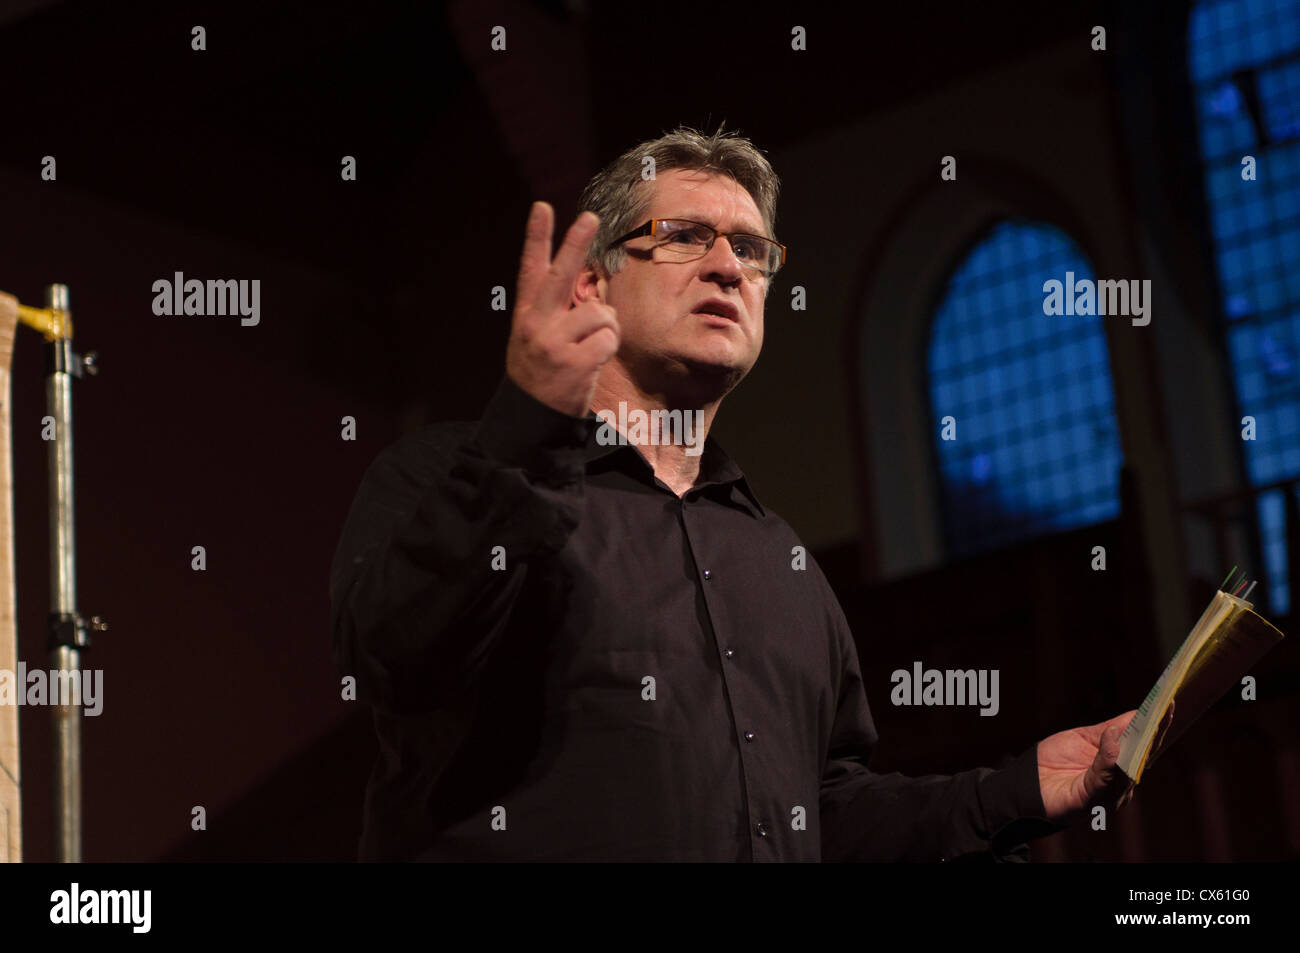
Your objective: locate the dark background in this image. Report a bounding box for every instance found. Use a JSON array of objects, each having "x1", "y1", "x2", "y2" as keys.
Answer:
[{"x1": 0, "y1": 0, "x2": 1295, "y2": 862}]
